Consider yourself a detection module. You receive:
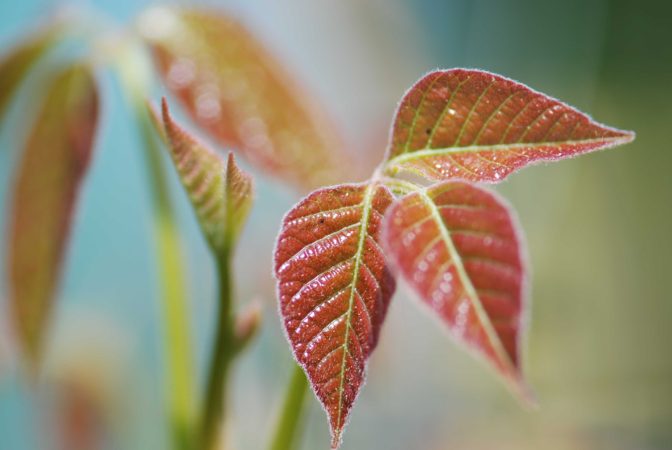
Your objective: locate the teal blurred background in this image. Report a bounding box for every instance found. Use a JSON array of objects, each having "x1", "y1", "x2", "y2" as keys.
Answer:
[{"x1": 1, "y1": 0, "x2": 671, "y2": 449}]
